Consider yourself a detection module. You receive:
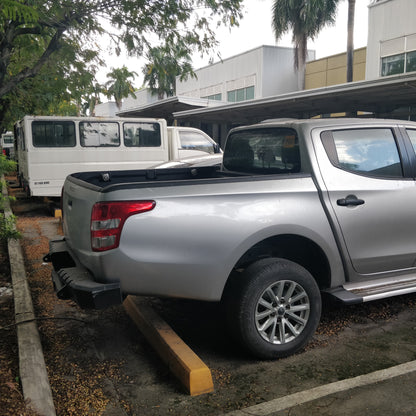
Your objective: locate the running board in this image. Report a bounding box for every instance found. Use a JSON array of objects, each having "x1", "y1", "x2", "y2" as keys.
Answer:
[{"x1": 324, "y1": 275, "x2": 416, "y2": 305}]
